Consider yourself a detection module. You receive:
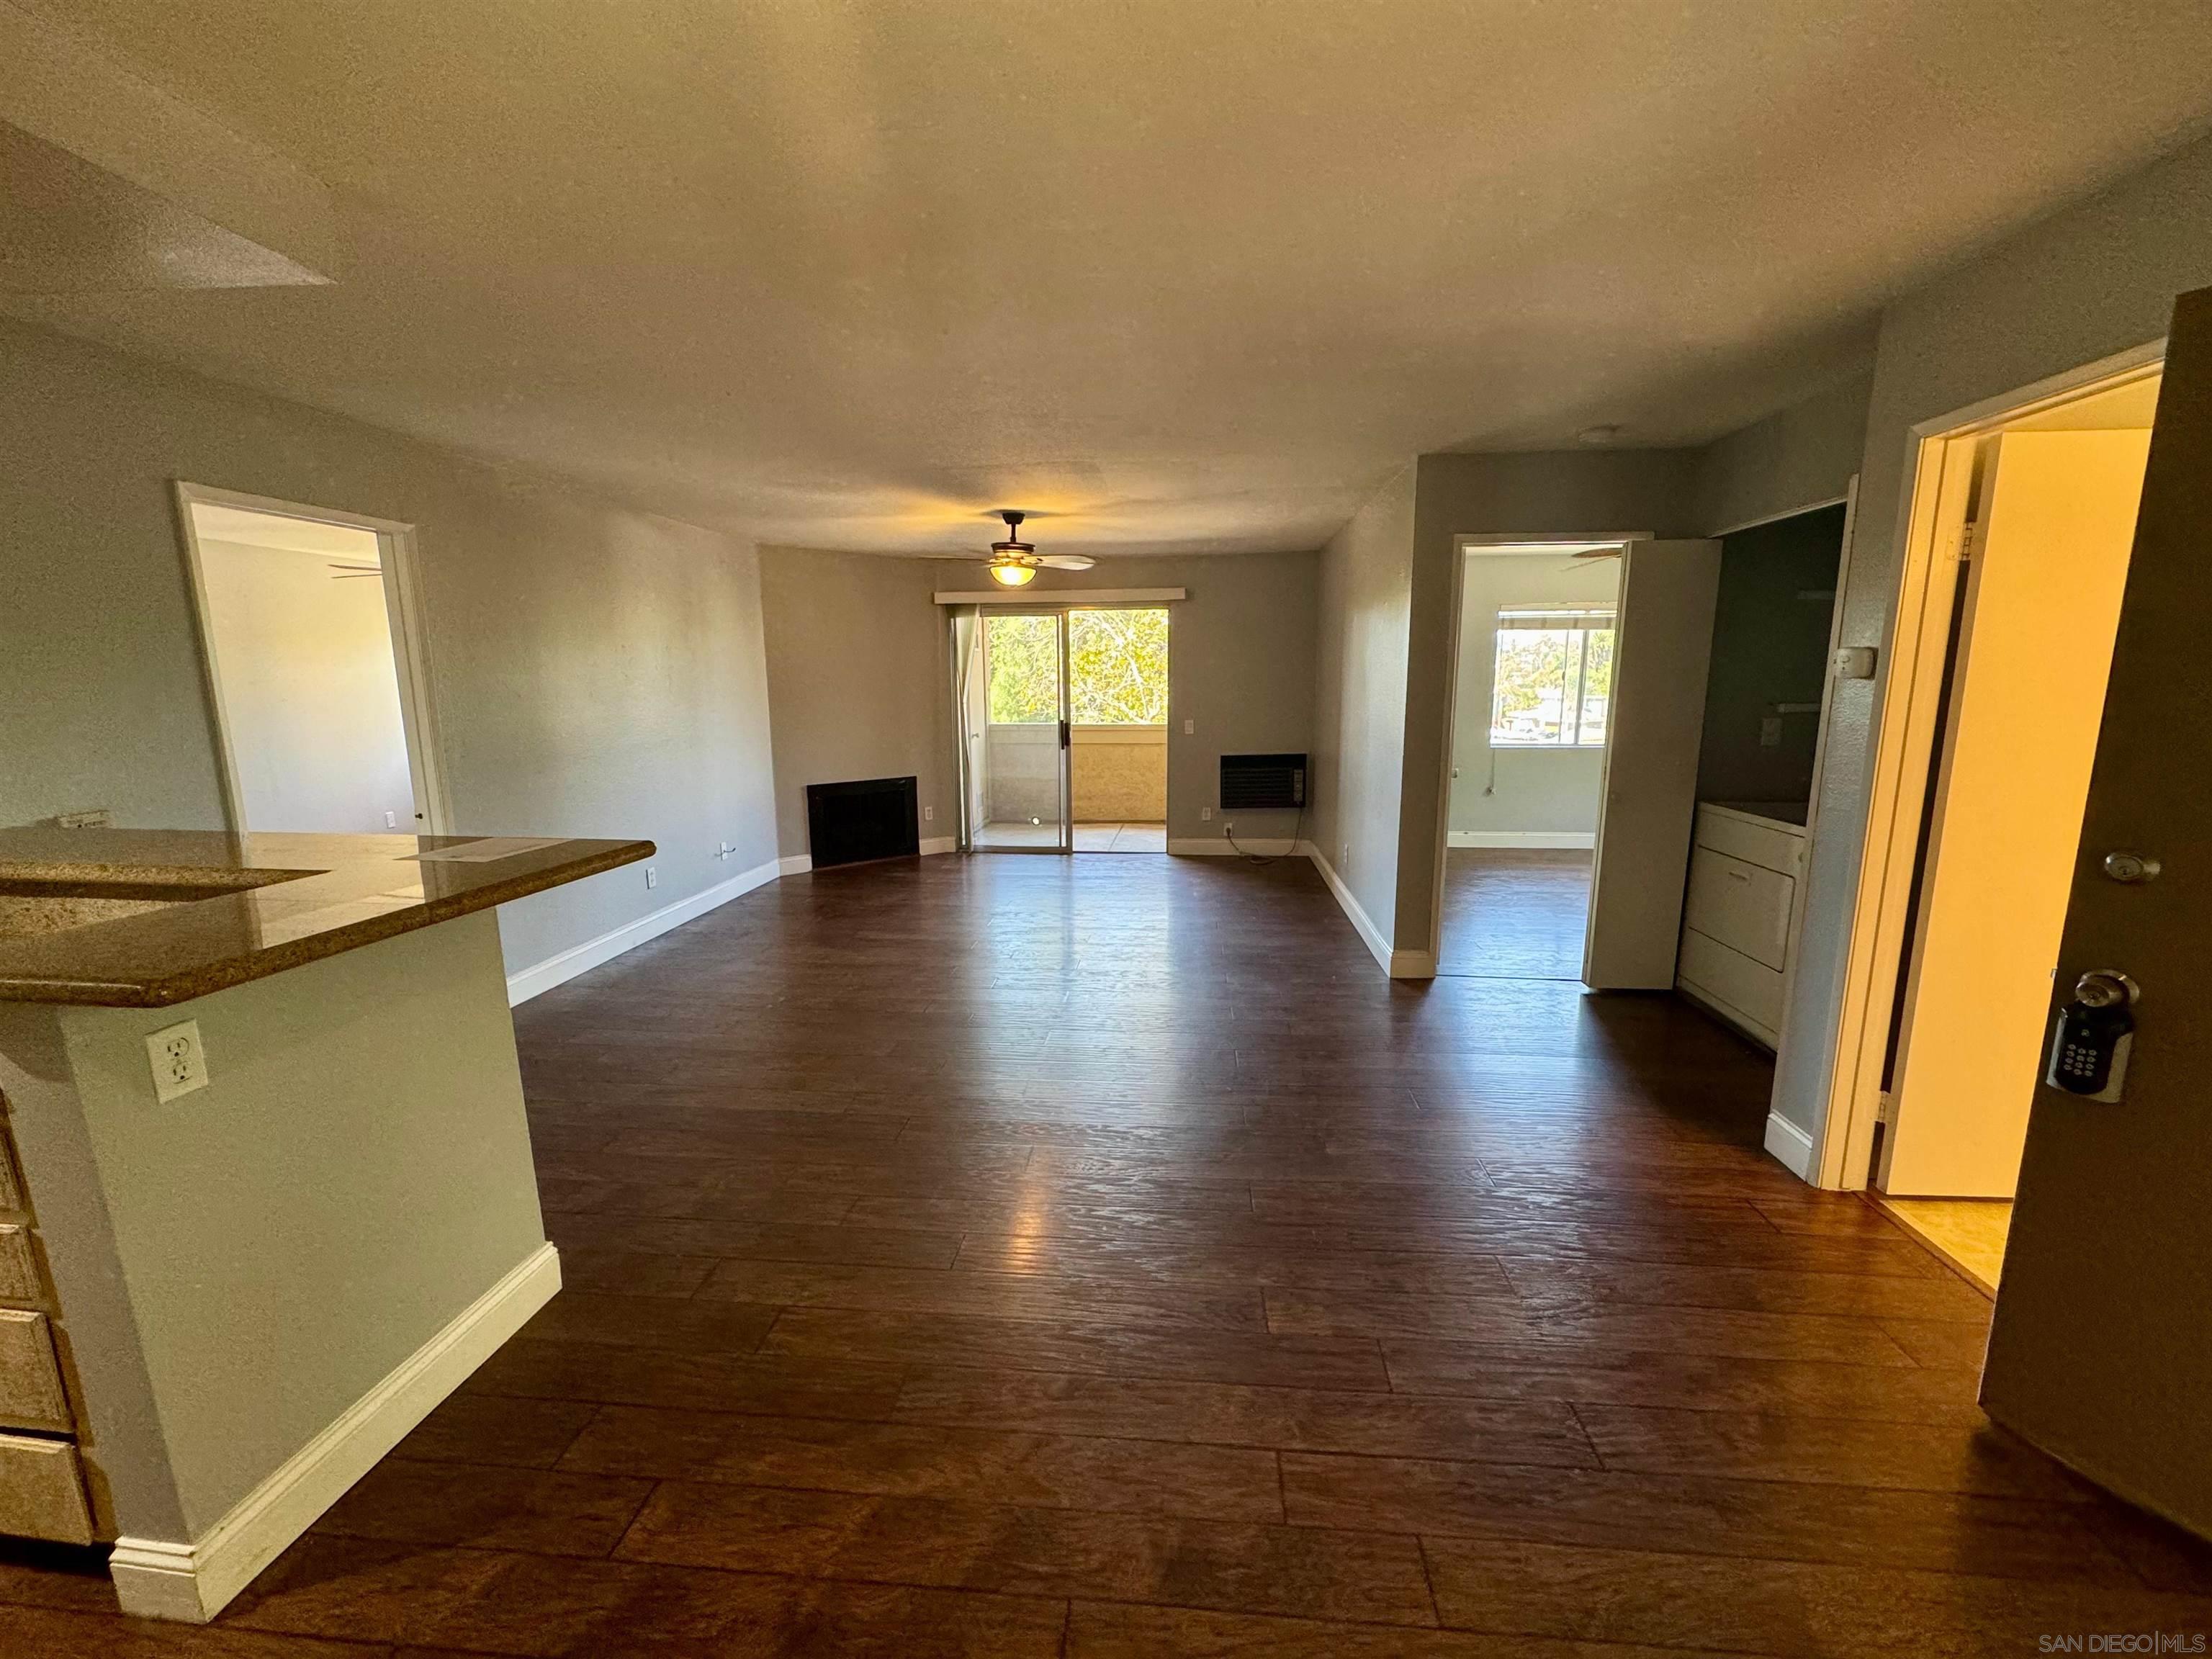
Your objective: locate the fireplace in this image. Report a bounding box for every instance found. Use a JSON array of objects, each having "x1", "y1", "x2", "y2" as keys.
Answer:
[{"x1": 804, "y1": 775, "x2": 920, "y2": 868}]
